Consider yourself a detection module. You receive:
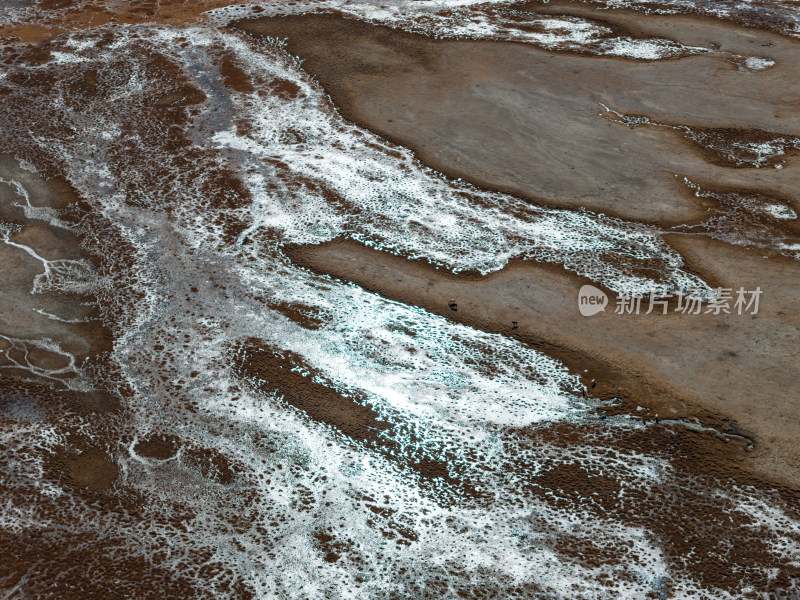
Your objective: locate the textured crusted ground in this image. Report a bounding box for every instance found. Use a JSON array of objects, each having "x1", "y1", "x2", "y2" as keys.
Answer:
[{"x1": 0, "y1": 1, "x2": 799, "y2": 598}]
